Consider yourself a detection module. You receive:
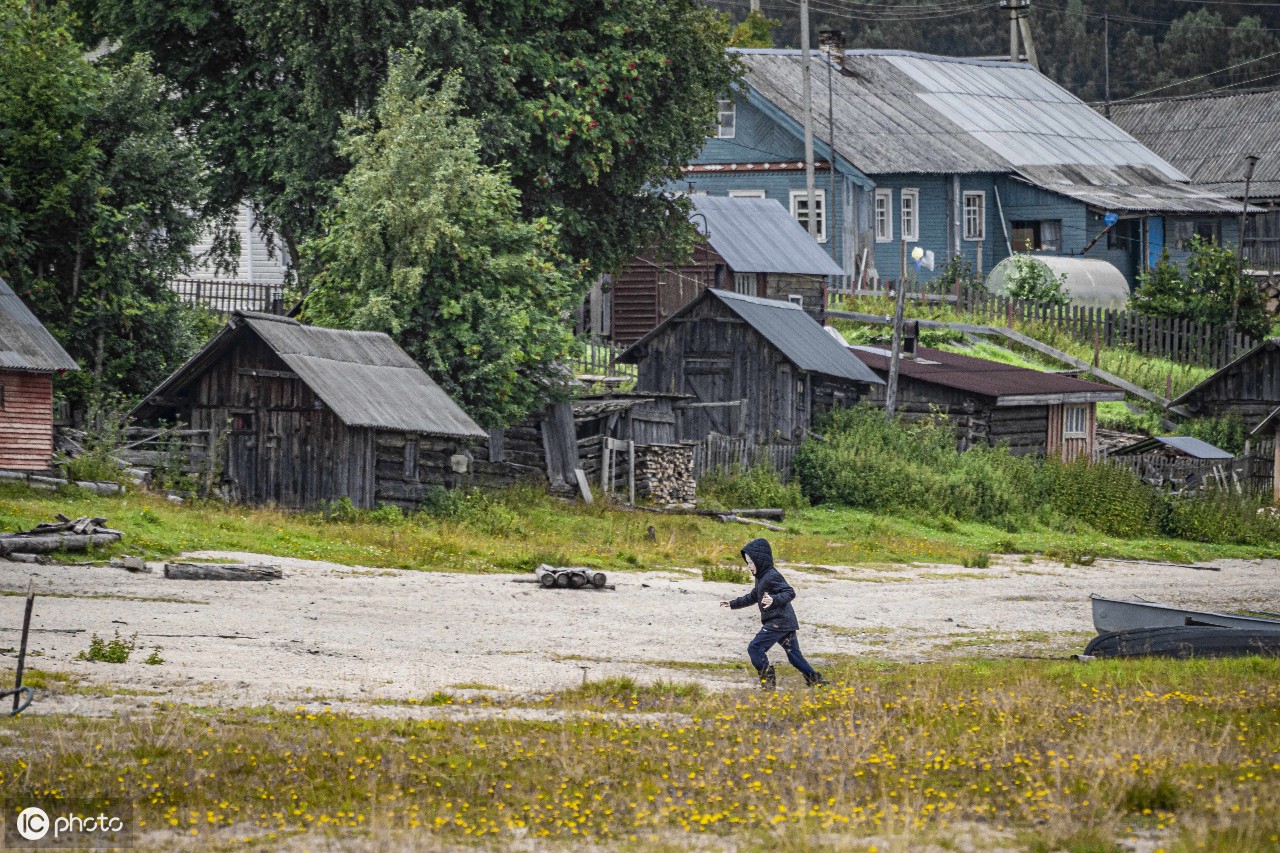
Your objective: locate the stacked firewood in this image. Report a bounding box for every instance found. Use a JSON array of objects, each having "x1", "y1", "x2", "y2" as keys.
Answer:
[{"x1": 636, "y1": 445, "x2": 696, "y2": 505}]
